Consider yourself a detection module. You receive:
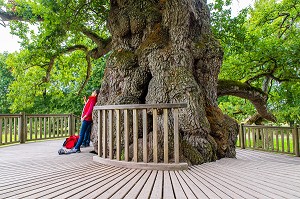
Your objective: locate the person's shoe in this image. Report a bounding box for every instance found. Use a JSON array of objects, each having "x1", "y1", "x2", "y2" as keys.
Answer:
[
  {"x1": 81, "y1": 144, "x2": 86, "y2": 148},
  {"x1": 69, "y1": 148, "x2": 80, "y2": 153}
]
